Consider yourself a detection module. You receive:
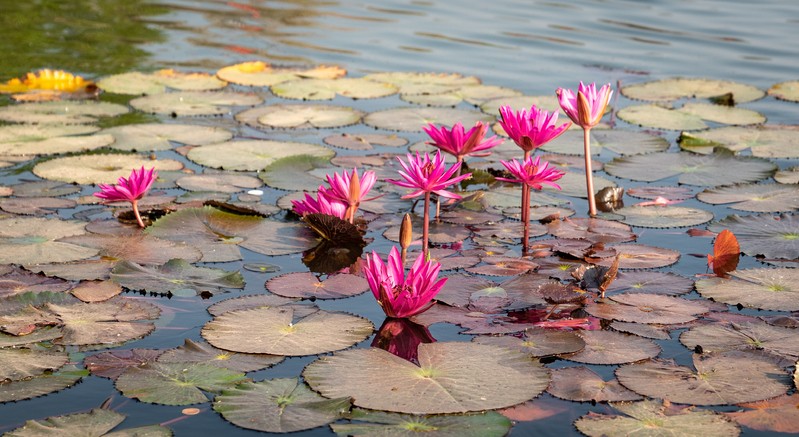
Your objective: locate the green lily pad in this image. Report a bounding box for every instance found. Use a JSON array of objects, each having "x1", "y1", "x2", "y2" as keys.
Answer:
[
  {"x1": 4, "y1": 408, "x2": 171, "y2": 437},
  {"x1": 697, "y1": 183, "x2": 799, "y2": 212},
  {"x1": 259, "y1": 155, "x2": 332, "y2": 191},
  {"x1": 115, "y1": 362, "x2": 247, "y2": 405},
  {"x1": 272, "y1": 78, "x2": 398, "y2": 100},
  {"x1": 214, "y1": 378, "x2": 351, "y2": 433},
  {"x1": 103, "y1": 123, "x2": 233, "y2": 151},
  {"x1": 678, "y1": 102, "x2": 766, "y2": 125},
  {"x1": 202, "y1": 306, "x2": 373, "y2": 356},
  {"x1": 0, "y1": 101, "x2": 129, "y2": 124},
  {"x1": 680, "y1": 125, "x2": 799, "y2": 158},
  {"x1": 323, "y1": 133, "x2": 408, "y2": 151},
  {"x1": 707, "y1": 213, "x2": 799, "y2": 260},
  {"x1": 303, "y1": 342, "x2": 549, "y2": 414},
  {"x1": 0, "y1": 133, "x2": 113, "y2": 156},
  {"x1": 85, "y1": 349, "x2": 163, "y2": 380},
  {"x1": 331, "y1": 408, "x2": 512, "y2": 437},
  {"x1": 187, "y1": 139, "x2": 334, "y2": 171},
  {"x1": 616, "y1": 351, "x2": 790, "y2": 405},
  {"x1": 680, "y1": 321, "x2": 799, "y2": 362},
  {"x1": 9, "y1": 180, "x2": 81, "y2": 198},
  {"x1": 236, "y1": 104, "x2": 363, "y2": 129},
  {"x1": 548, "y1": 366, "x2": 641, "y2": 403},
  {"x1": 97, "y1": 70, "x2": 227, "y2": 95},
  {"x1": 207, "y1": 295, "x2": 303, "y2": 317},
  {"x1": 401, "y1": 84, "x2": 521, "y2": 107},
  {"x1": 696, "y1": 268, "x2": 799, "y2": 311},
  {"x1": 767, "y1": 80, "x2": 799, "y2": 102},
  {"x1": 216, "y1": 62, "x2": 347, "y2": 86},
  {"x1": 363, "y1": 72, "x2": 480, "y2": 95},
  {"x1": 0, "y1": 348, "x2": 69, "y2": 382},
  {"x1": 364, "y1": 107, "x2": 495, "y2": 132},
  {"x1": 176, "y1": 173, "x2": 262, "y2": 194},
  {"x1": 130, "y1": 91, "x2": 262, "y2": 116},
  {"x1": 604, "y1": 151, "x2": 776, "y2": 186},
  {"x1": 0, "y1": 364, "x2": 87, "y2": 403},
  {"x1": 617, "y1": 205, "x2": 714, "y2": 228},
  {"x1": 0, "y1": 124, "x2": 99, "y2": 144},
  {"x1": 266, "y1": 272, "x2": 368, "y2": 299},
  {"x1": 621, "y1": 78, "x2": 764, "y2": 103},
  {"x1": 479, "y1": 94, "x2": 562, "y2": 116},
  {"x1": 158, "y1": 338, "x2": 283, "y2": 372},
  {"x1": 48, "y1": 297, "x2": 160, "y2": 346},
  {"x1": 540, "y1": 171, "x2": 616, "y2": 198},
  {"x1": 111, "y1": 259, "x2": 244, "y2": 294},
  {"x1": 0, "y1": 217, "x2": 98, "y2": 265},
  {"x1": 575, "y1": 399, "x2": 740, "y2": 437},
  {"x1": 59, "y1": 233, "x2": 203, "y2": 265},
  {"x1": 0, "y1": 196, "x2": 77, "y2": 215},
  {"x1": 618, "y1": 104, "x2": 708, "y2": 131},
  {"x1": 33, "y1": 154, "x2": 183, "y2": 185},
  {"x1": 540, "y1": 129, "x2": 669, "y2": 156}
]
